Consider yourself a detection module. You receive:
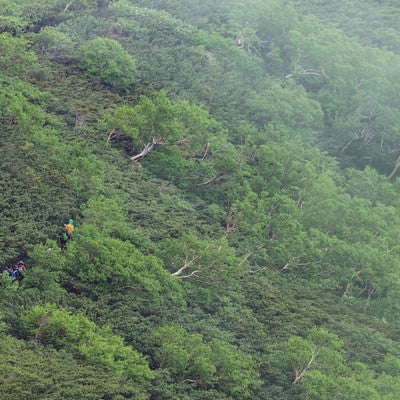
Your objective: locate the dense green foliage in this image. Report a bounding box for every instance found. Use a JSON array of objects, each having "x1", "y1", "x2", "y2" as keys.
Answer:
[{"x1": 1, "y1": 0, "x2": 400, "y2": 399}]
